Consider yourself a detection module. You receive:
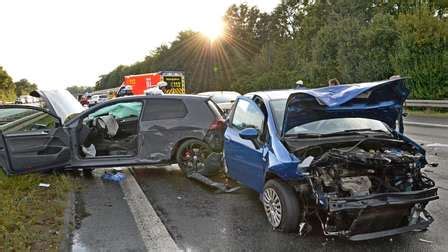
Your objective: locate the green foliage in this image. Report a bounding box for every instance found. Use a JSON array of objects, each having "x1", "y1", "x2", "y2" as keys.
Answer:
[
  {"x1": 0, "y1": 66, "x2": 16, "y2": 102},
  {"x1": 14, "y1": 79, "x2": 38, "y2": 97},
  {"x1": 97, "y1": 0, "x2": 448, "y2": 99},
  {"x1": 66, "y1": 85, "x2": 94, "y2": 96},
  {"x1": 392, "y1": 9, "x2": 448, "y2": 99}
]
